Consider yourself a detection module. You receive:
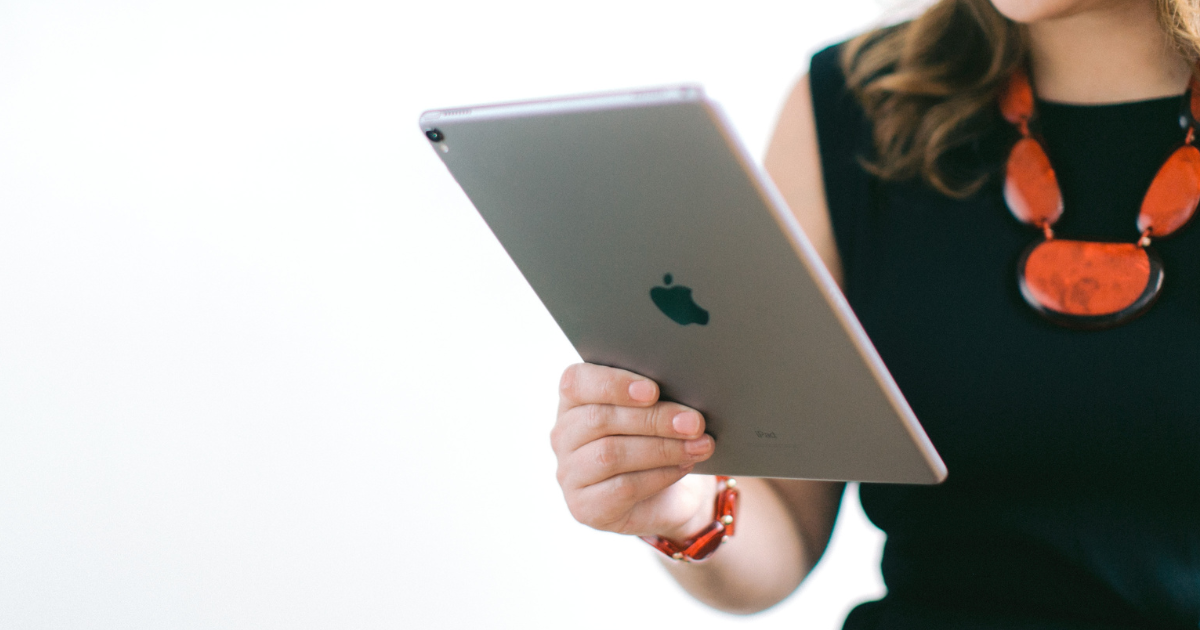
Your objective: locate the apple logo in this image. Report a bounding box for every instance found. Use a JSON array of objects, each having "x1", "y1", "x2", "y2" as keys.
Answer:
[{"x1": 650, "y1": 274, "x2": 709, "y2": 326}]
